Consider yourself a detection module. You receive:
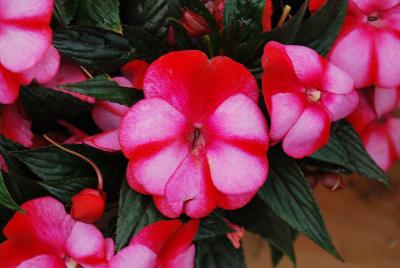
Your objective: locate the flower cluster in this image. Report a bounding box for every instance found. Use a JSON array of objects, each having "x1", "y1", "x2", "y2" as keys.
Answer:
[{"x1": 0, "y1": 0, "x2": 399, "y2": 267}]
